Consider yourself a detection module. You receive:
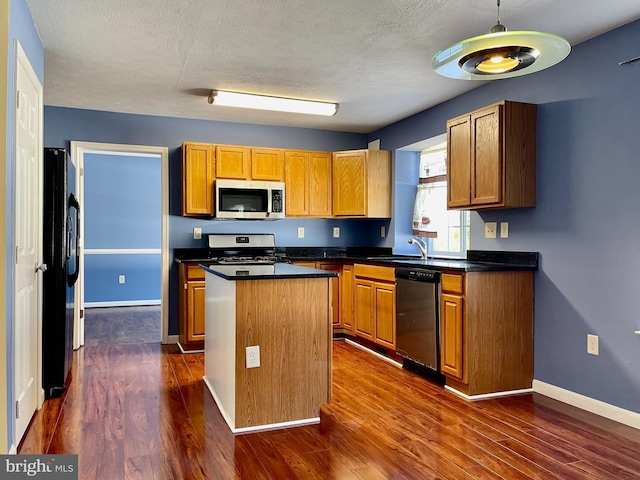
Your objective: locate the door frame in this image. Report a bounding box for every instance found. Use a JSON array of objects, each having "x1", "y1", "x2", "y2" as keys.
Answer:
[{"x1": 70, "y1": 142, "x2": 170, "y2": 345}]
